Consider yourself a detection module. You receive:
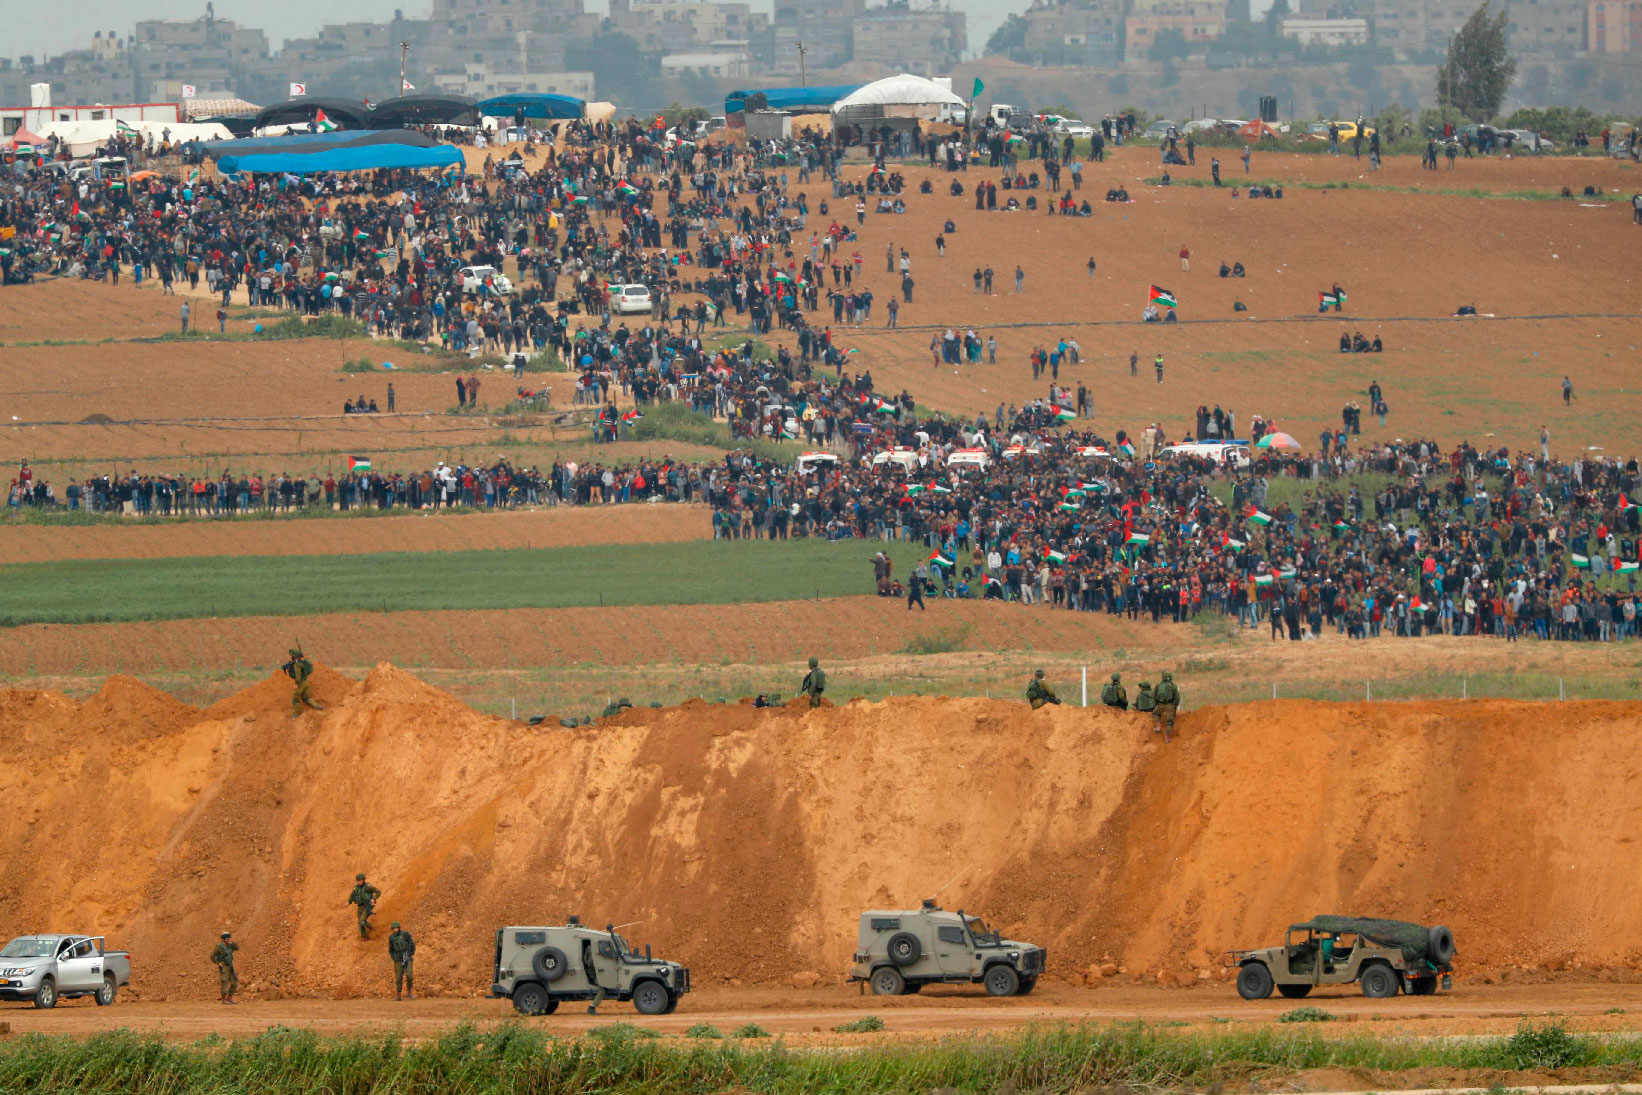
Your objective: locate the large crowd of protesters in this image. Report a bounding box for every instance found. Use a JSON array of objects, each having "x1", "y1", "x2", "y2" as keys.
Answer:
[{"x1": 4, "y1": 115, "x2": 1640, "y2": 644}]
